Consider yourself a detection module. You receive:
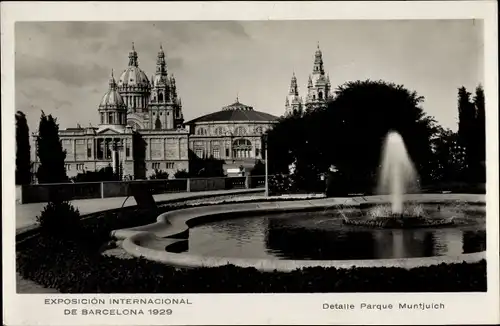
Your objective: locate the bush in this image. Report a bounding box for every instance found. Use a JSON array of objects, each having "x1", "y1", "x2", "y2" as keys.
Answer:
[
  {"x1": 36, "y1": 201, "x2": 81, "y2": 236},
  {"x1": 149, "y1": 169, "x2": 169, "y2": 180},
  {"x1": 174, "y1": 169, "x2": 190, "y2": 179}
]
